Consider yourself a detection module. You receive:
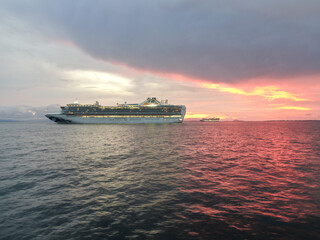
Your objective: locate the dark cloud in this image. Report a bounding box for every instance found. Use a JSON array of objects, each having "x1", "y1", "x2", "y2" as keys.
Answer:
[{"x1": 2, "y1": 0, "x2": 320, "y2": 83}]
